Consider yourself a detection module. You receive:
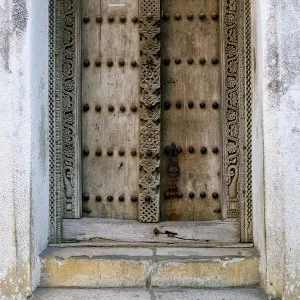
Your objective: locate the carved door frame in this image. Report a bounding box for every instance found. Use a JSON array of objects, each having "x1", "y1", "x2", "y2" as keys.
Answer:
[{"x1": 49, "y1": 0, "x2": 253, "y2": 244}]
